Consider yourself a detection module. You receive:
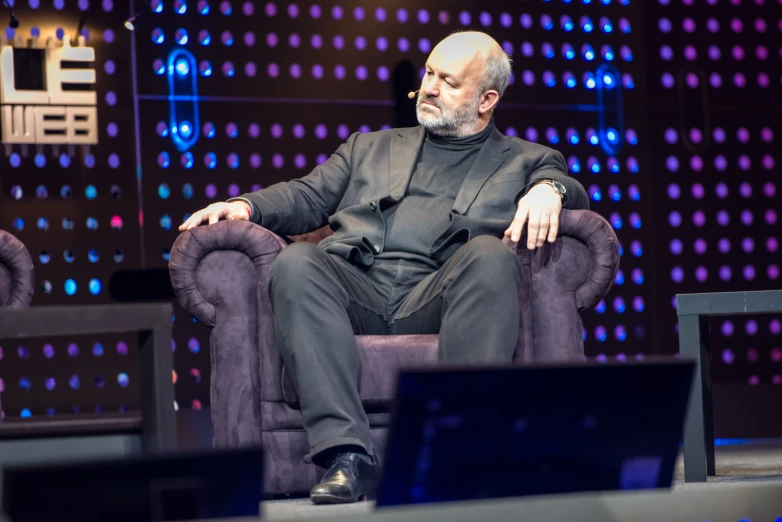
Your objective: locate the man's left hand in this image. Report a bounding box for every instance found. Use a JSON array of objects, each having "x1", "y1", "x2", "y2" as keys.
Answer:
[{"x1": 504, "y1": 182, "x2": 564, "y2": 250}]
